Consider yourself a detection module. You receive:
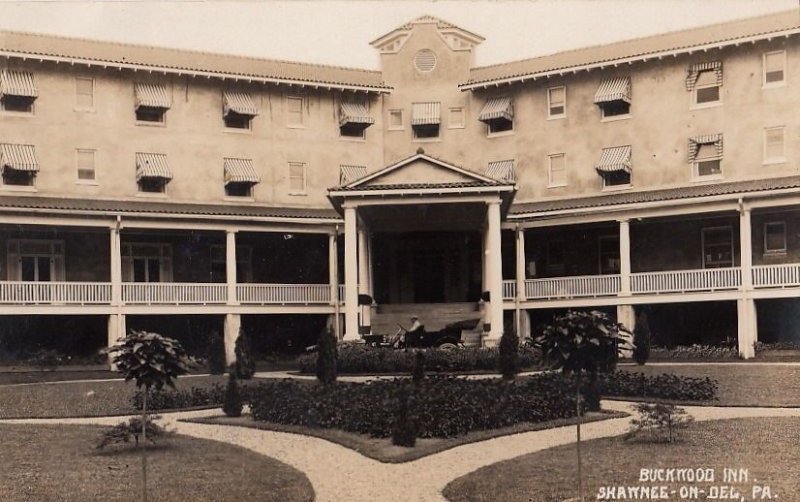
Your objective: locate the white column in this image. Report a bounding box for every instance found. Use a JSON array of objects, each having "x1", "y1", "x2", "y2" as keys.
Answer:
[
  {"x1": 110, "y1": 225, "x2": 122, "y2": 306},
  {"x1": 514, "y1": 226, "x2": 526, "y2": 340},
  {"x1": 224, "y1": 313, "x2": 241, "y2": 365},
  {"x1": 740, "y1": 208, "x2": 753, "y2": 290},
  {"x1": 619, "y1": 219, "x2": 631, "y2": 295},
  {"x1": 107, "y1": 313, "x2": 125, "y2": 370},
  {"x1": 226, "y1": 230, "x2": 238, "y2": 305},
  {"x1": 343, "y1": 206, "x2": 359, "y2": 341},
  {"x1": 329, "y1": 231, "x2": 342, "y2": 340},
  {"x1": 485, "y1": 200, "x2": 504, "y2": 345},
  {"x1": 738, "y1": 207, "x2": 756, "y2": 358},
  {"x1": 358, "y1": 227, "x2": 371, "y2": 334}
]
